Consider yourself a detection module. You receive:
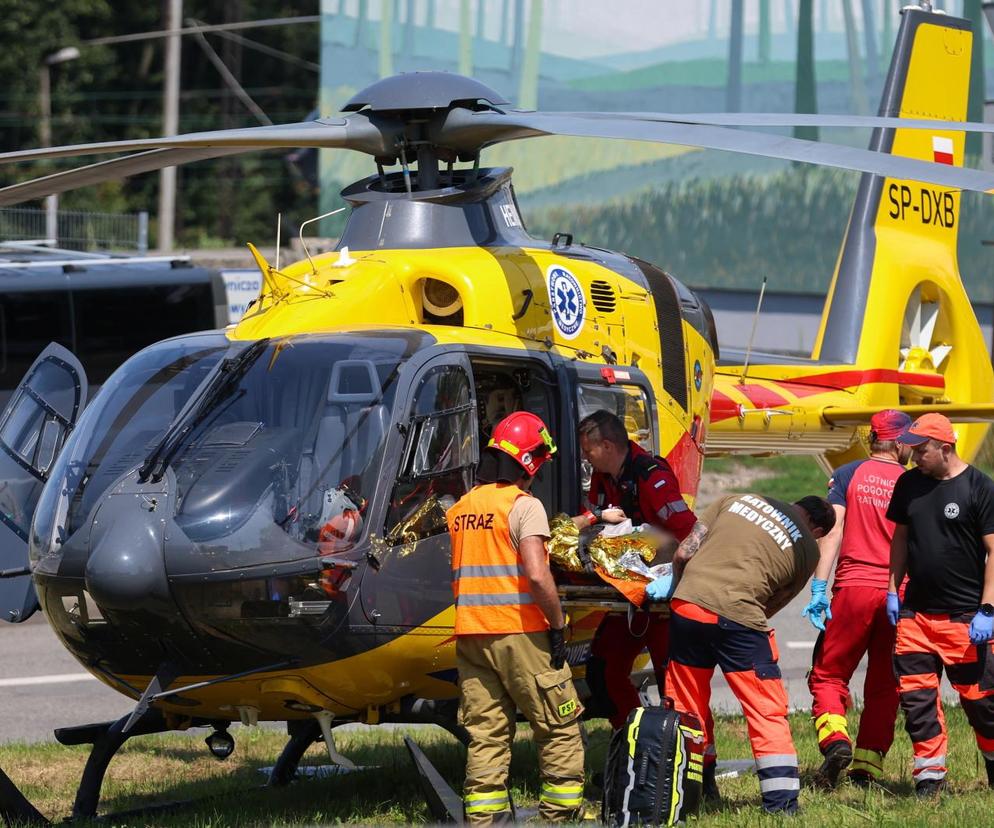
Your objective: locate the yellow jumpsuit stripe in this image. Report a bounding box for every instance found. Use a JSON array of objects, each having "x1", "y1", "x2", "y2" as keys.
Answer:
[{"x1": 814, "y1": 712, "x2": 850, "y2": 743}]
